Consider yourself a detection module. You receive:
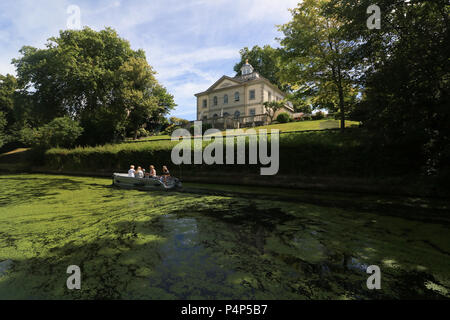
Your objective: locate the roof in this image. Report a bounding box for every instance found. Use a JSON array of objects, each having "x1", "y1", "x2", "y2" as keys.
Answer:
[{"x1": 194, "y1": 72, "x2": 286, "y2": 97}]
